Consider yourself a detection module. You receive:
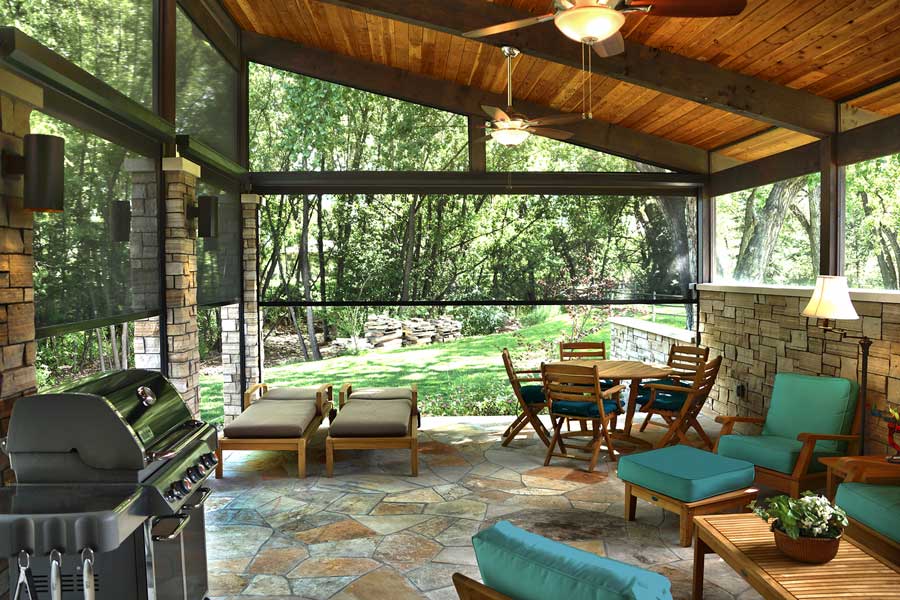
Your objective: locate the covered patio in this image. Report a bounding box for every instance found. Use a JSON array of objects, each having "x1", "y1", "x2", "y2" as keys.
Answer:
[{"x1": 0, "y1": 0, "x2": 899, "y2": 599}]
